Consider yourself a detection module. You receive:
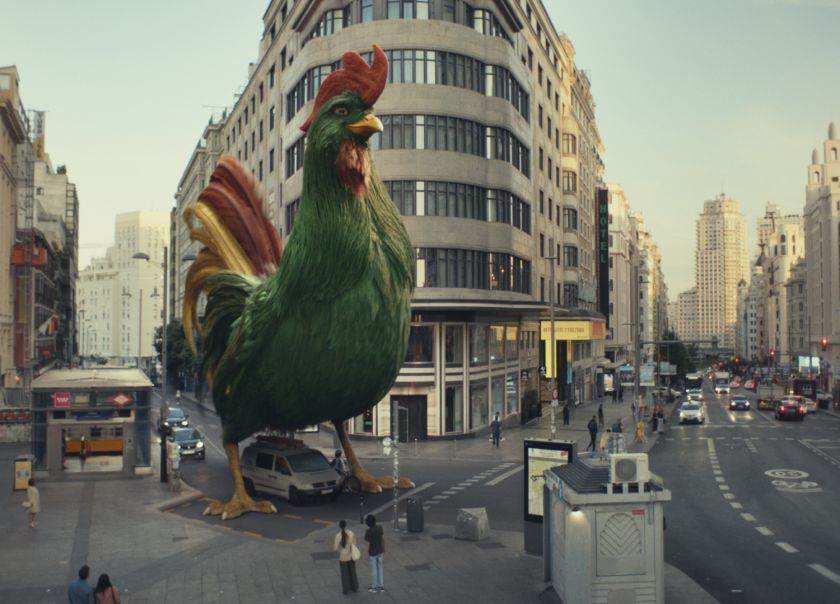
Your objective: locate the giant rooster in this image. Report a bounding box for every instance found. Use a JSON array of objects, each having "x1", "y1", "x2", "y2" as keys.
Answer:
[{"x1": 183, "y1": 45, "x2": 415, "y2": 520}]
